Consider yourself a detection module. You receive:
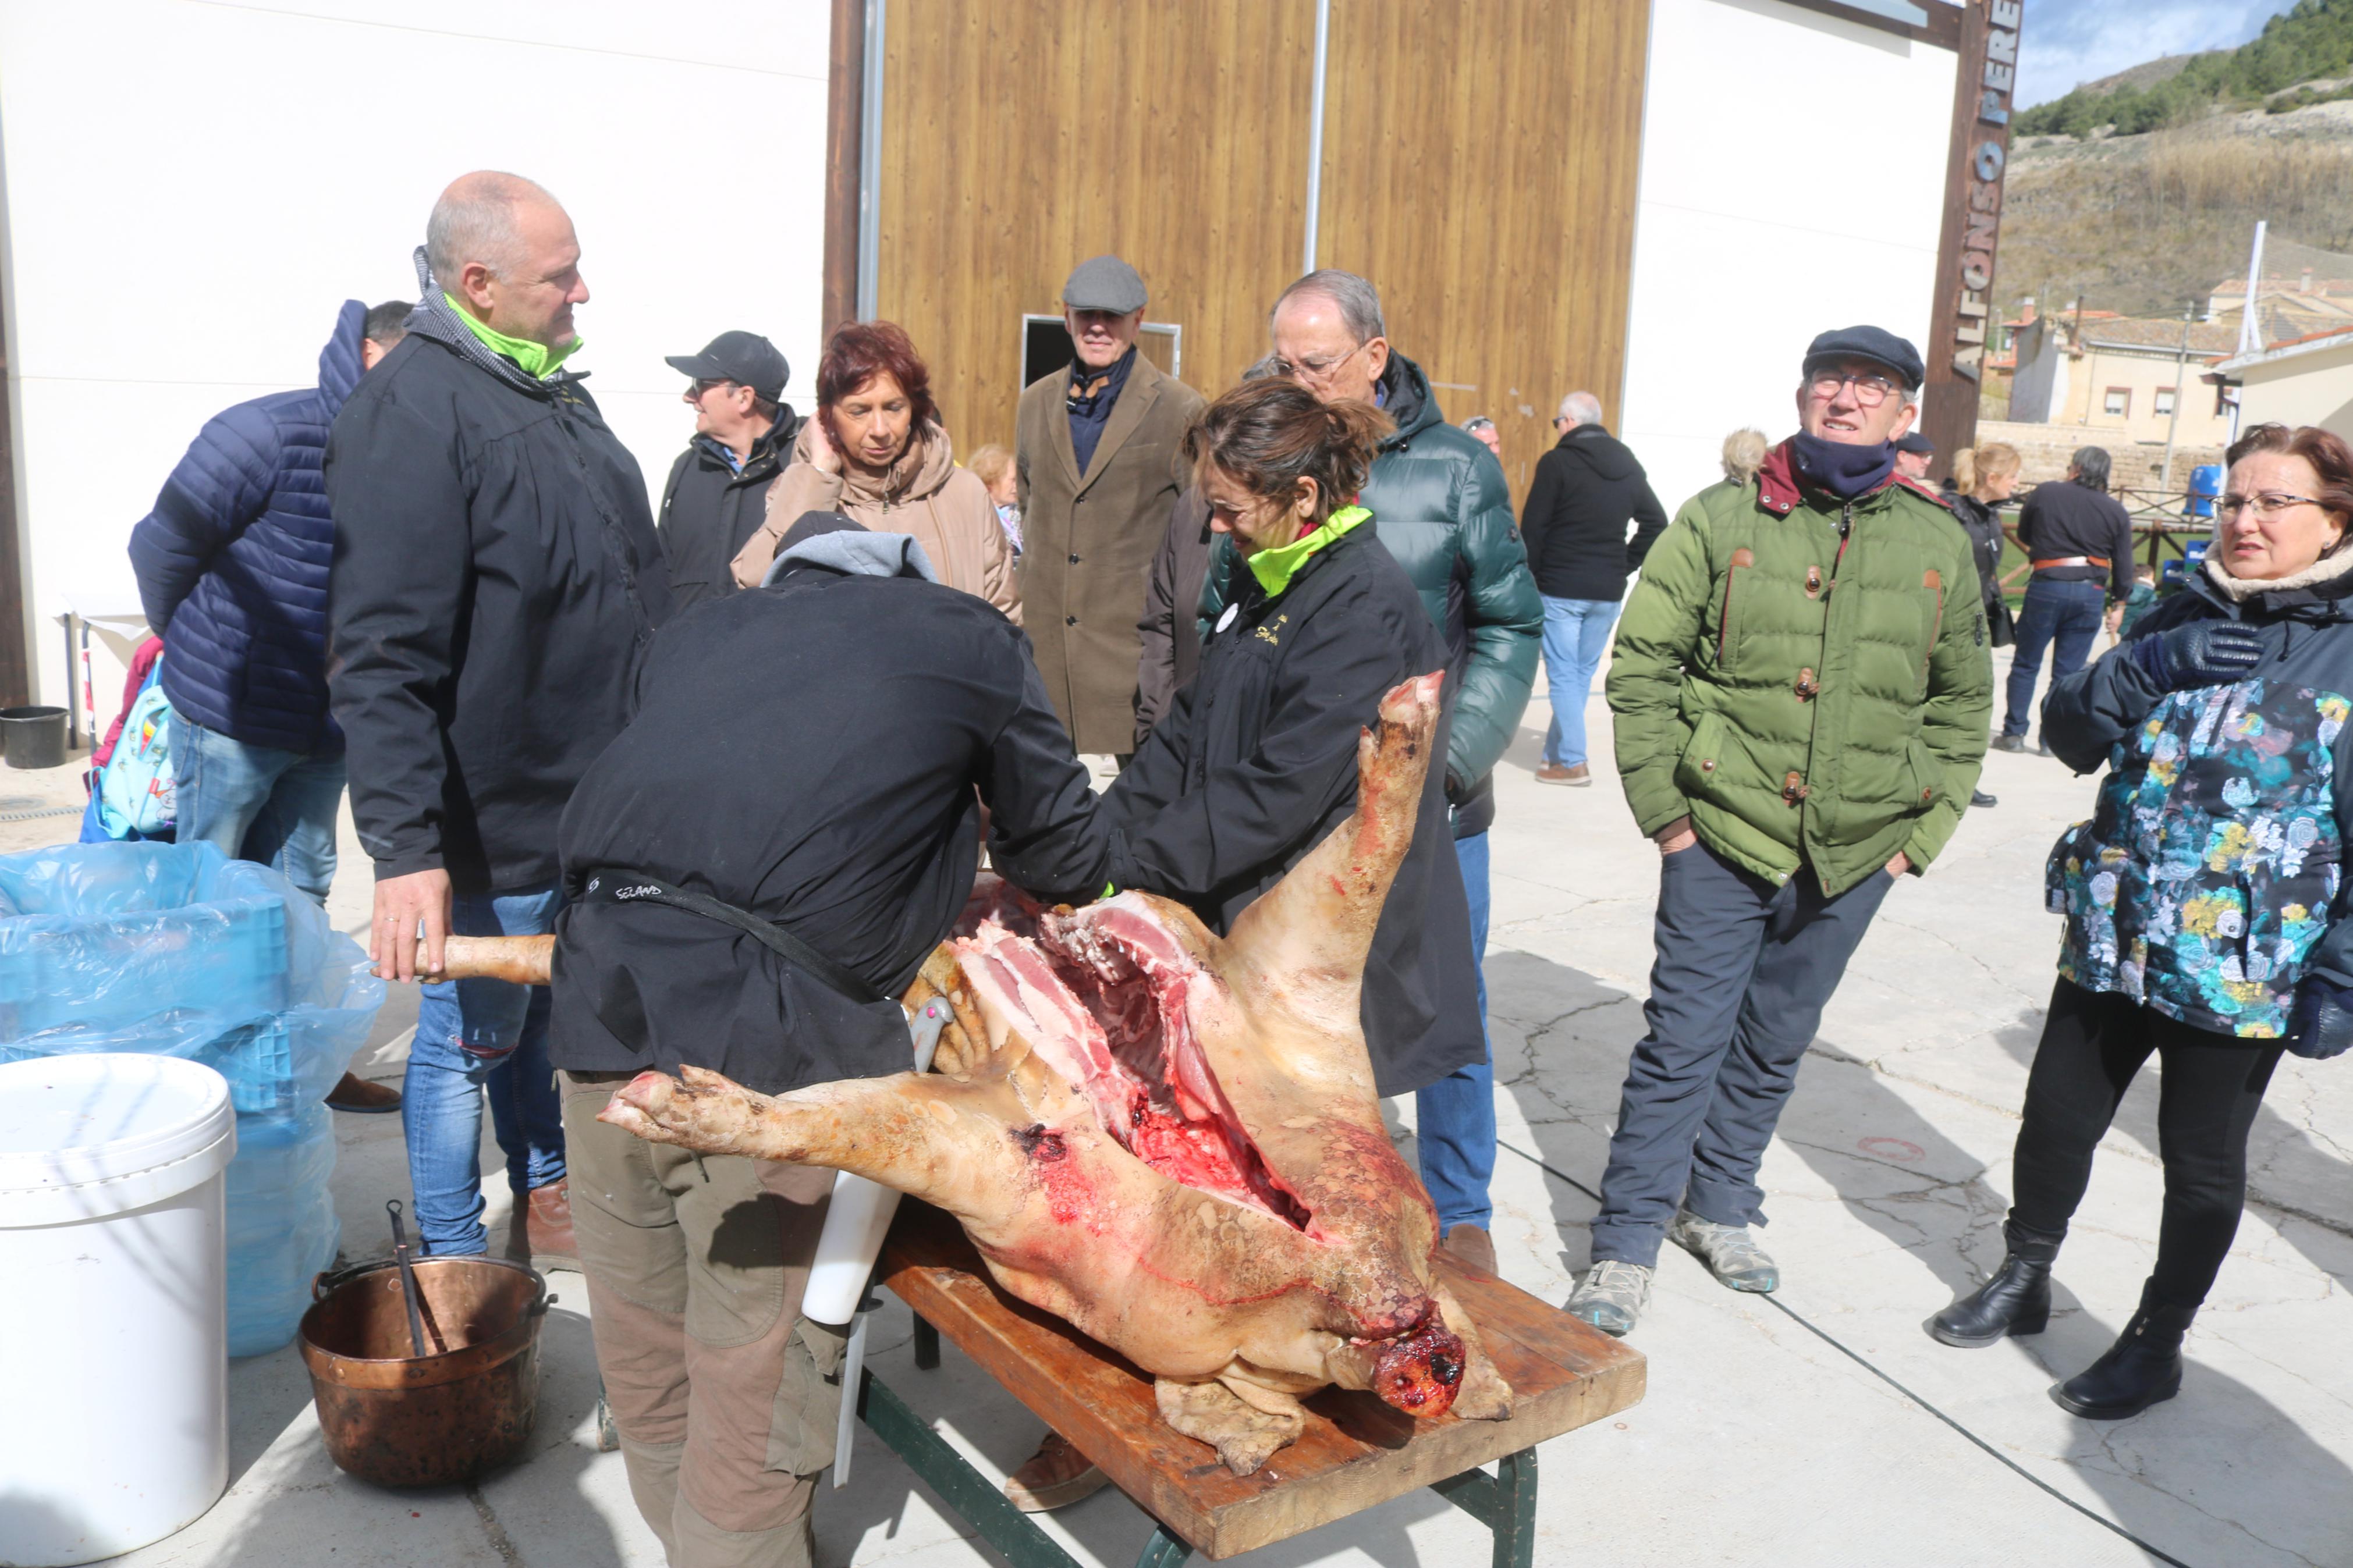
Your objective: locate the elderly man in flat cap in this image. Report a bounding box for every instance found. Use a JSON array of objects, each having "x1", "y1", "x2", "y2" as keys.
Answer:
[
  {"x1": 1569, "y1": 325, "x2": 1992, "y2": 1337},
  {"x1": 1014, "y1": 255, "x2": 1205, "y2": 774}
]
